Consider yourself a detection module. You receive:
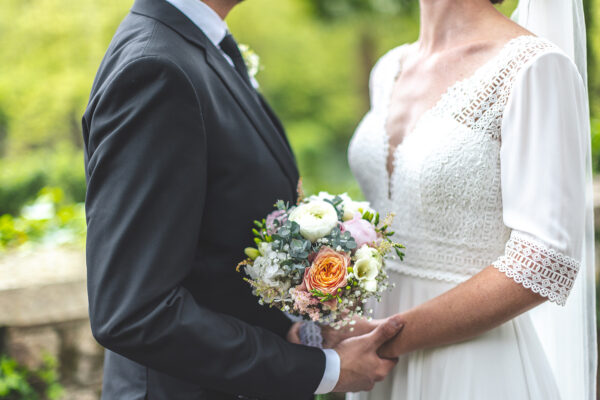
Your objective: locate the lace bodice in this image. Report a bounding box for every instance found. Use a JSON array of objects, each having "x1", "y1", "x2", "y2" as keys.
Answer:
[{"x1": 349, "y1": 36, "x2": 583, "y2": 305}]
